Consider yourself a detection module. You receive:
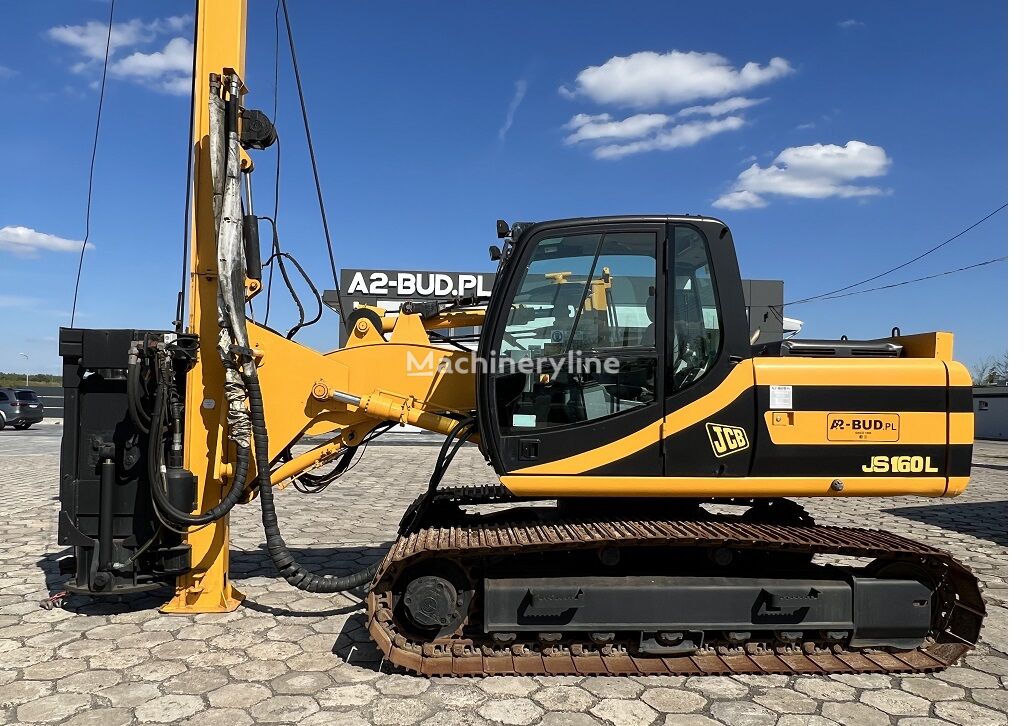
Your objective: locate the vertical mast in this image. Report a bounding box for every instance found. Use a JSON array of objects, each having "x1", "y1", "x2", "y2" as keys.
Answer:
[{"x1": 163, "y1": 0, "x2": 248, "y2": 613}]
